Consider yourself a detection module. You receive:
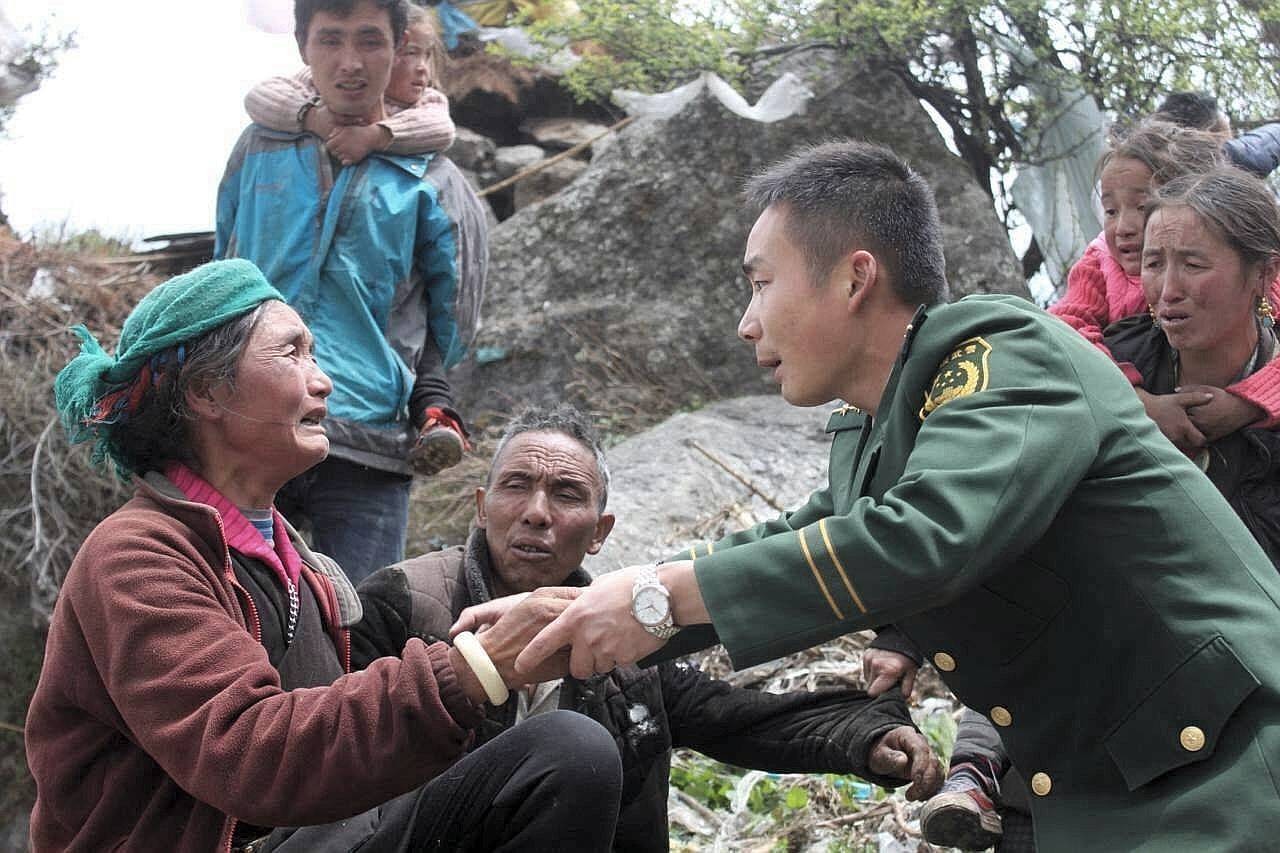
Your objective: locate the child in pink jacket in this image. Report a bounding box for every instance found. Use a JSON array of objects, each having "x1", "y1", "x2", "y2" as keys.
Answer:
[{"x1": 1051, "y1": 119, "x2": 1280, "y2": 453}]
